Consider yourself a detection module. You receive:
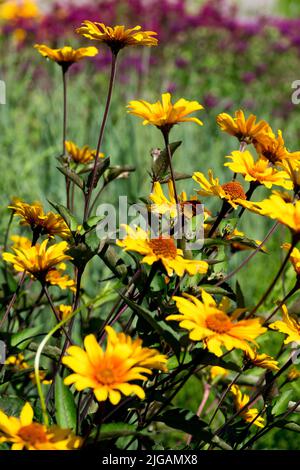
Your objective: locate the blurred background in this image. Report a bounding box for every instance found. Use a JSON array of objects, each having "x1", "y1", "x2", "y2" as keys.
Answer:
[{"x1": 1, "y1": 0, "x2": 300, "y2": 449}]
